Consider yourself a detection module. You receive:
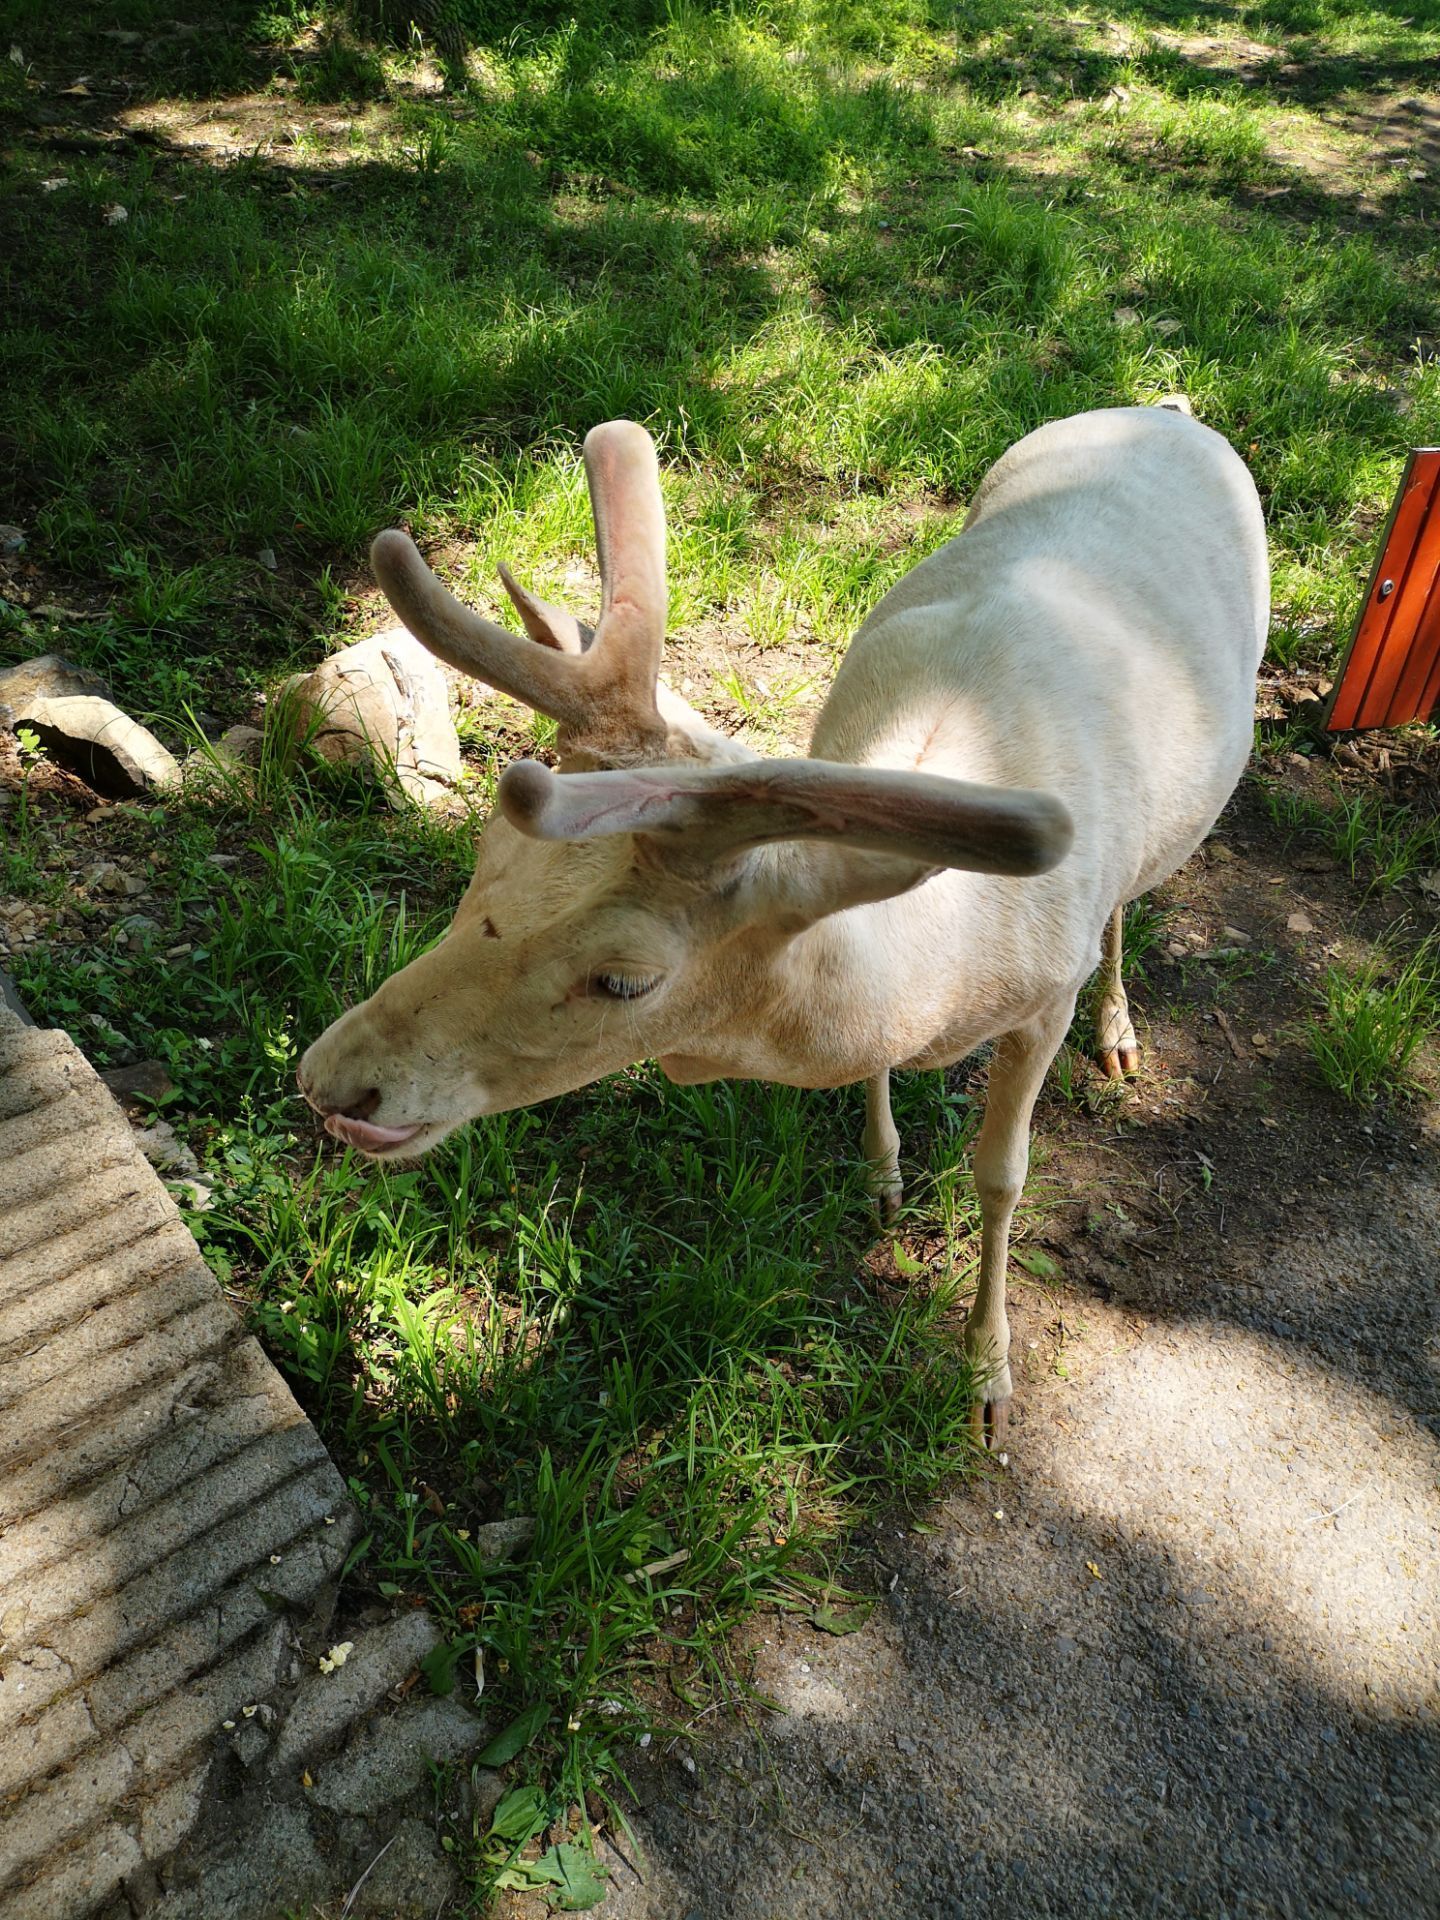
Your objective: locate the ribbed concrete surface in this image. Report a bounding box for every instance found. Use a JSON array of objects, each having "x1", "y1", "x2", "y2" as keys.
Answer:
[{"x1": 0, "y1": 1007, "x2": 428, "y2": 1920}]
